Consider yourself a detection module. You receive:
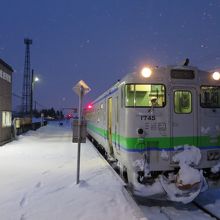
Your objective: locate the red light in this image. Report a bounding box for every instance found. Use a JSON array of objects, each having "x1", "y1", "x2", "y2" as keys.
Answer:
[
  {"x1": 88, "y1": 104, "x2": 92, "y2": 109},
  {"x1": 65, "y1": 113, "x2": 73, "y2": 119}
]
